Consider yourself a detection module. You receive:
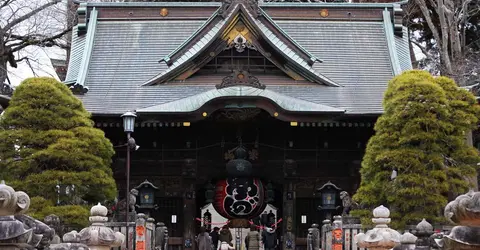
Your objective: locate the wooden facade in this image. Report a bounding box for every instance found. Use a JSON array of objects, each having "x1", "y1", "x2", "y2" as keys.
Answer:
[{"x1": 96, "y1": 108, "x2": 375, "y2": 248}]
